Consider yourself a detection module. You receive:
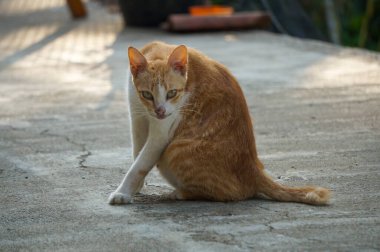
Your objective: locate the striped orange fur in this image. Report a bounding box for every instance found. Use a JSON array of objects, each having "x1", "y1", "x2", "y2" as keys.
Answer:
[{"x1": 130, "y1": 41, "x2": 330, "y2": 205}]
